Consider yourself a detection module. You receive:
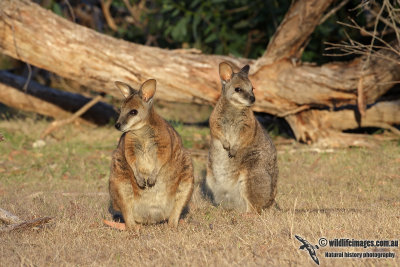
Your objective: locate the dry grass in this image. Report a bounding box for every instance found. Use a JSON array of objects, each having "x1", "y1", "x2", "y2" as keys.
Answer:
[{"x1": 0, "y1": 118, "x2": 399, "y2": 266}]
